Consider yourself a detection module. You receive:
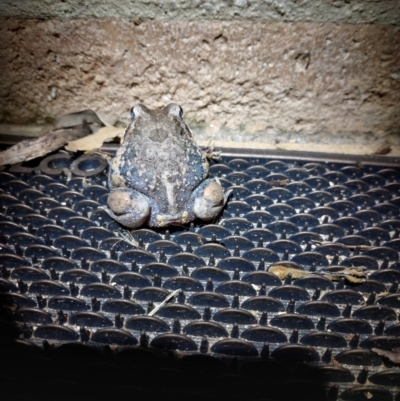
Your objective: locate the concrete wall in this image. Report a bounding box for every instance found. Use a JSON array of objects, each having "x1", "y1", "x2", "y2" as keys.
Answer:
[{"x1": 0, "y1": 1, "x2": 399, "y2": 147}]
